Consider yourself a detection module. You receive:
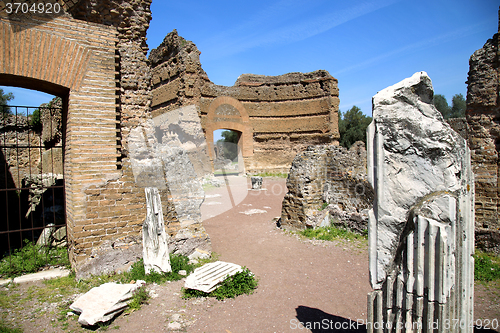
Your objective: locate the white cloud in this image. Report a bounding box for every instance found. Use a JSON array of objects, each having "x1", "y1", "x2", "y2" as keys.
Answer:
[
  {"x1": 201, "y1": 0, "x2": 401, "y2": 60},
  {"x1": 332, "y1": 21, "x2": 491, "y2": 77}
]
